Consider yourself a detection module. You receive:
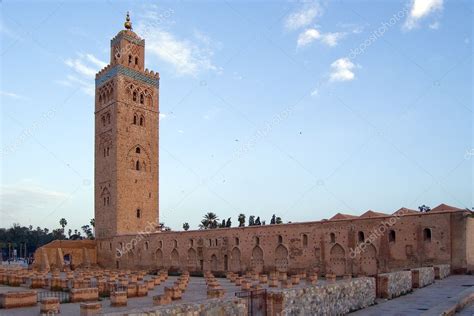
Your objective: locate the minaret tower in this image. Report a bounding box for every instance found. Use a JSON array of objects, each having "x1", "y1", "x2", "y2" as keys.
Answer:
[{"x1": 94, "y1": 13, "x2": 160, "y2": 239}]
